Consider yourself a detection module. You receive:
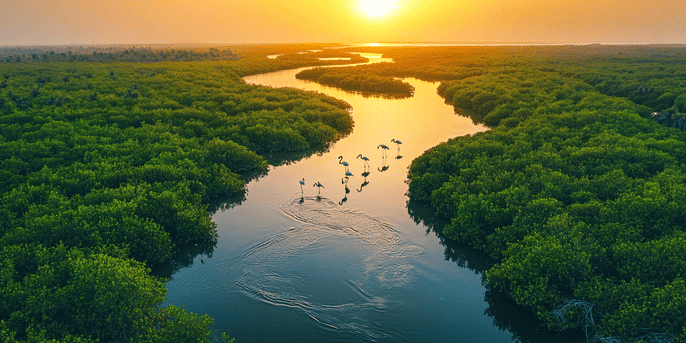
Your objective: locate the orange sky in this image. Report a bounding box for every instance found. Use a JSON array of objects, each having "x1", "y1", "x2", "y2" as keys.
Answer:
[{"x1": 1, "y1": 0, "x2": 684, "y2": 45}]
